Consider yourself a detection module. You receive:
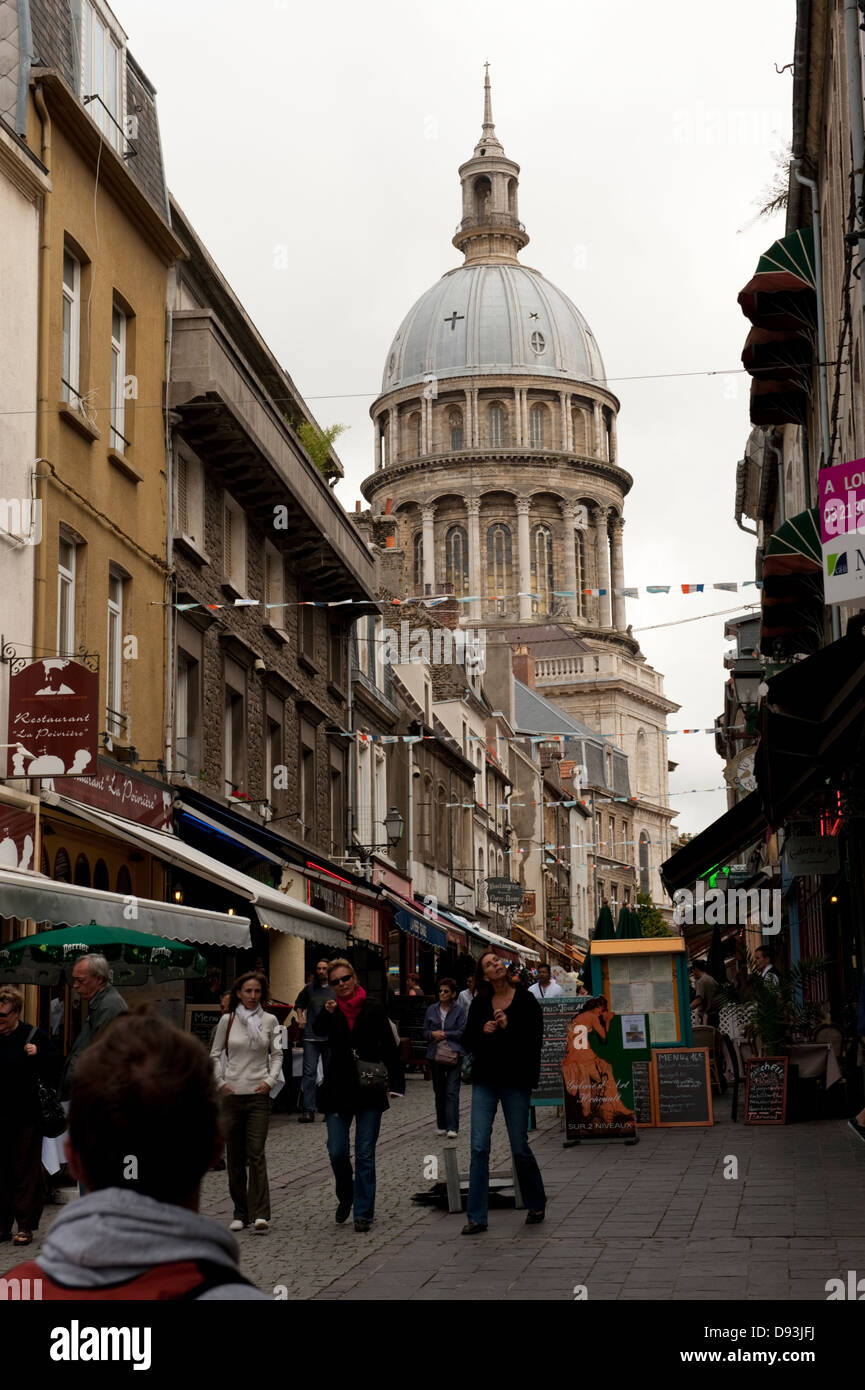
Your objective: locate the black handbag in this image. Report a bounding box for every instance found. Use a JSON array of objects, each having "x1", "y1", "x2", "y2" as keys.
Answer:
[
  {"x1": 27, "y1": 1027, "x2": 66, "y2": 1138},
  {"x1": 353, "y1": 1051, "x2": 388, "y2": 1091}
]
